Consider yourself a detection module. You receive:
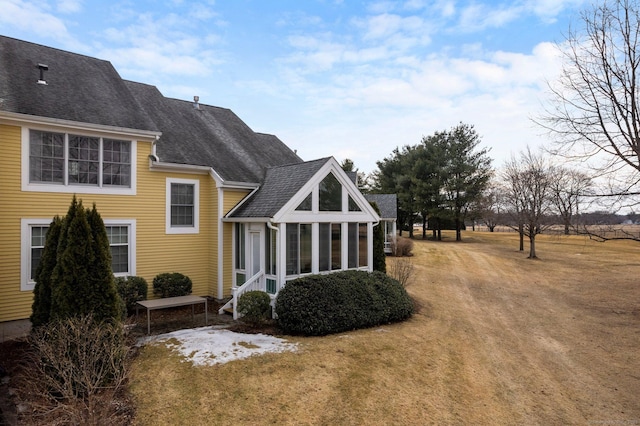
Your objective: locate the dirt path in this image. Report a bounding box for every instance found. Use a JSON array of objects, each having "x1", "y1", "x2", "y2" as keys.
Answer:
[{"x1": 409, "y1": 232, "x2": 640, "y2": 425}]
